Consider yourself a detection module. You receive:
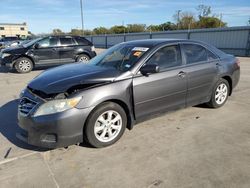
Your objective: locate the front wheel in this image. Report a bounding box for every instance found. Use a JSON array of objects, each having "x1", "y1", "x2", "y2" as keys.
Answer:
[
  {"x1": 14, "y1": 57, "x2": 33, "y2": 73},
  {"x1": 84, "y1": 102, "x2": 127, "y2": 148},
  {"x1": 207, "y1": 78, "x2": 229, "y2": 108}
]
